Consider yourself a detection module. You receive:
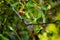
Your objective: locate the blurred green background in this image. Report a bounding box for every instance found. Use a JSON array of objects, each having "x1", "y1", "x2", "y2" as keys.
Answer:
[{"x1": 0, "y1": 0, "x2": 60, "y2": 40}]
